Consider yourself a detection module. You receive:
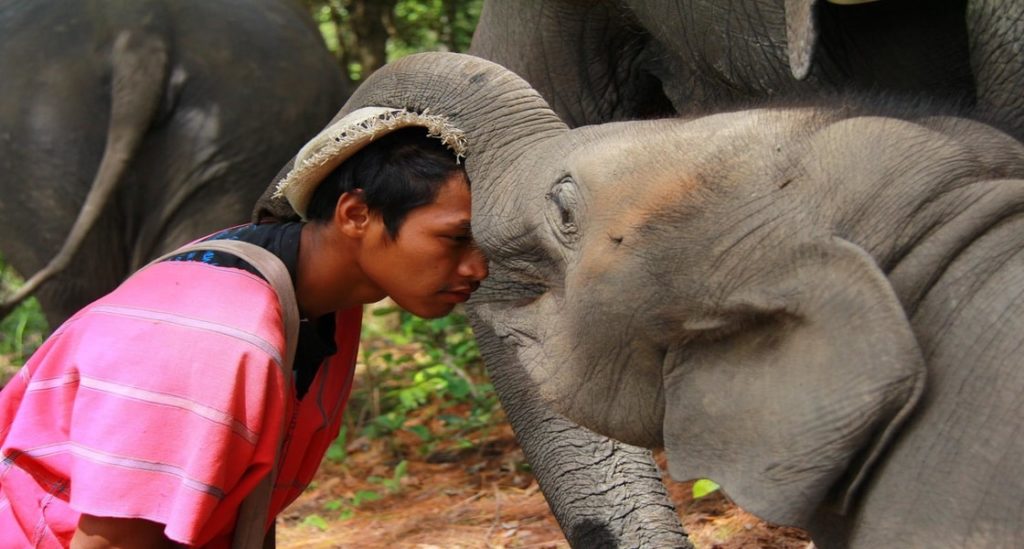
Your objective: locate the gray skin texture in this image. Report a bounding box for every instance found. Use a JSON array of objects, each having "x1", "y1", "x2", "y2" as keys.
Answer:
[
  {"x1": 467, "y1": 1, "x2": 1024, "y2": 545},
  {"x1": 469, "y1": 0, "x2": 1024, "y2": 139},
  {"x1": 0, "y1": 0, "x2": 346, "y2": 325},
  {"x1": 258, "y1": 52, "x2": 1024, "y2": 548}
]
